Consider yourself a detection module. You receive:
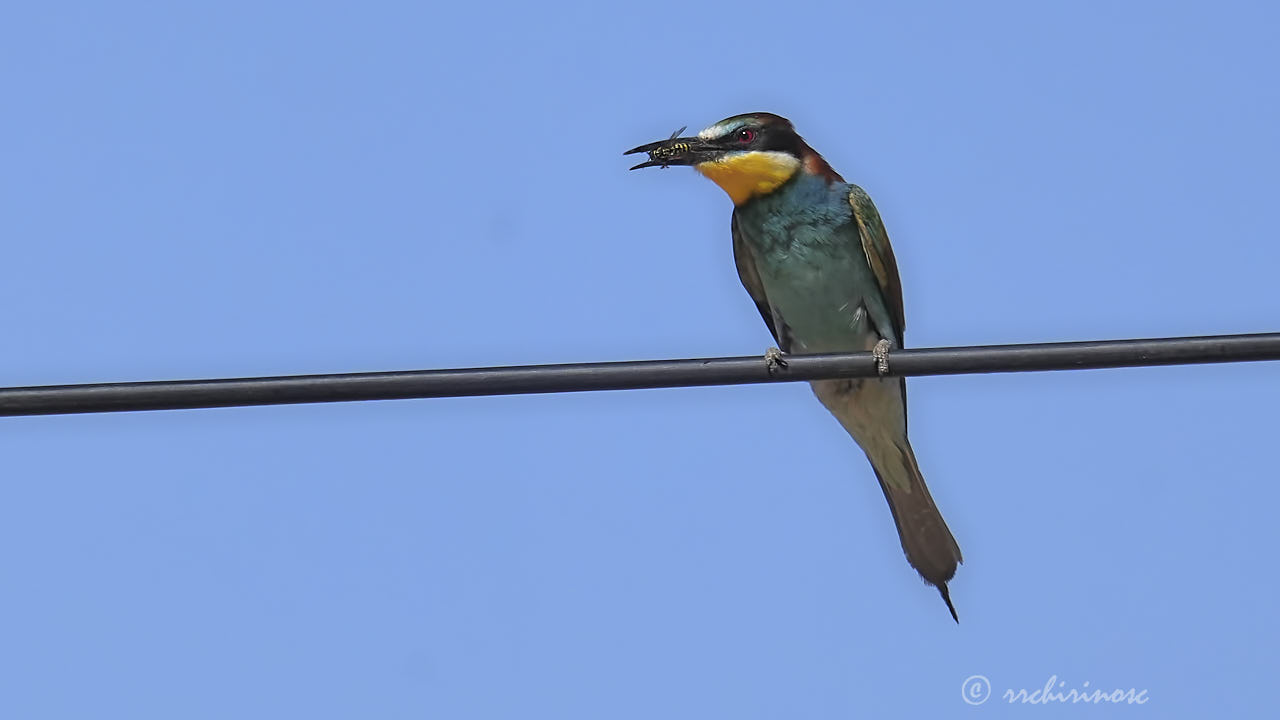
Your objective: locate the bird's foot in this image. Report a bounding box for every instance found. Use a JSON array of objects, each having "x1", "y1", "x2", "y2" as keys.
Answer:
[
  {"x1": 872, "y1": 339, "x2": 891, "y2": 376},
  {"x1": 764, "y1": 347, "x2": 788, "y2": 376}
]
